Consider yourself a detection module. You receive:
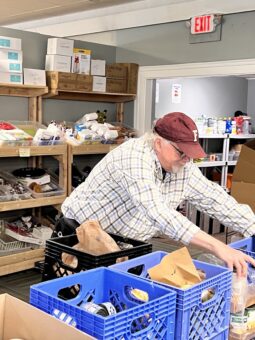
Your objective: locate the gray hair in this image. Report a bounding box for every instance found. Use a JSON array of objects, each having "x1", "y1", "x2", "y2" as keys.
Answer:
[{"x1": 142, "y1": 130, "x2": 169, "y2": 147}]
